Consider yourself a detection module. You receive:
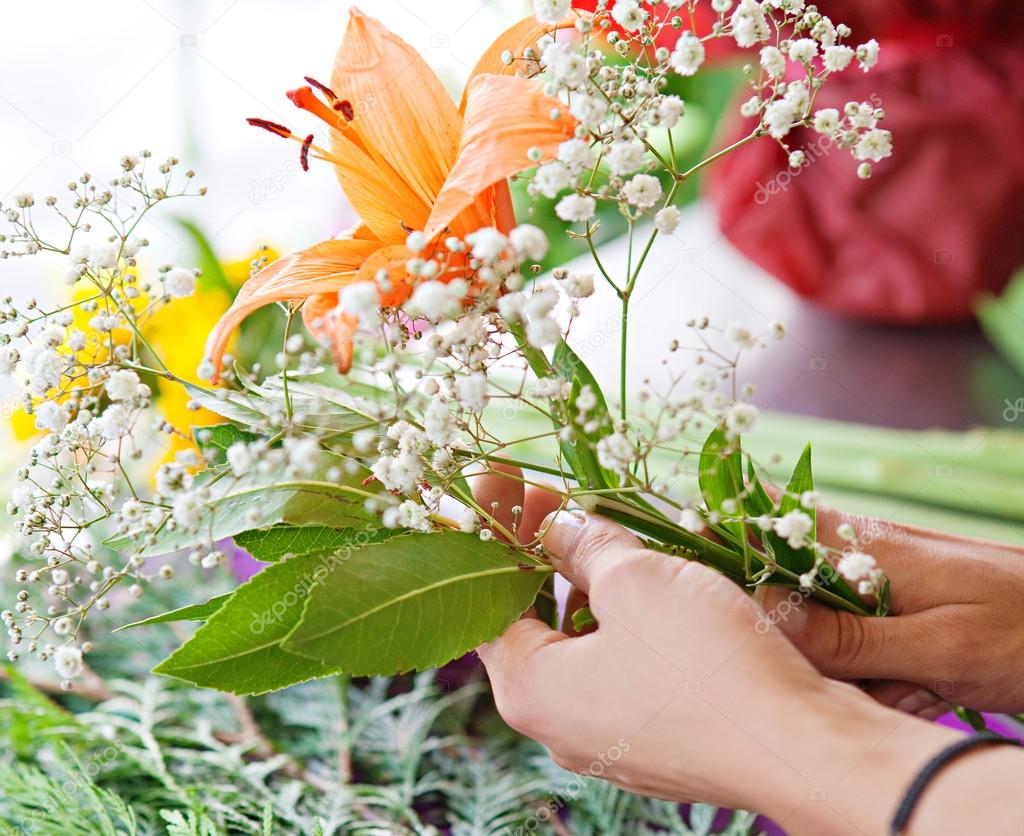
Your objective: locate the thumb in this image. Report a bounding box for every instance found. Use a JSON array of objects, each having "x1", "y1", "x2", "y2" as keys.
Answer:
[{"x1": 760, "y1": 587, "x2": 935, "y2": 683}]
